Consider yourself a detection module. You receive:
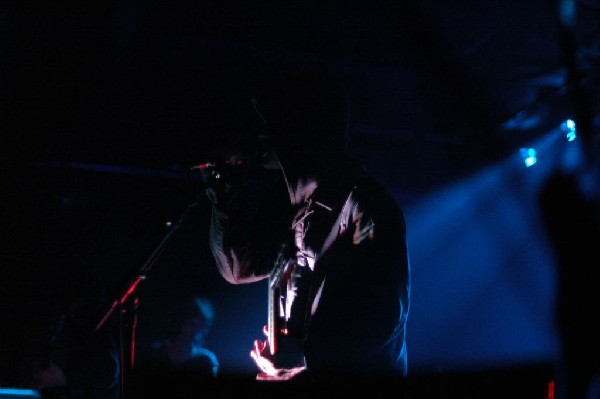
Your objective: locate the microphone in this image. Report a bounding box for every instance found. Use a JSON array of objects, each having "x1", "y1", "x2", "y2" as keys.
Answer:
[
  {"x1": 189, "y1": 158, "x2": 250, "y2": 187},
  {"x1": 189, "y1": 137, "x2": 267, "y2": 185},
  {"x1": 189, "y1": 148, "x2": 265, "y2": 173},
  {"x1": 189, "y1": 162, "x2": 216, "y2": 171}
]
